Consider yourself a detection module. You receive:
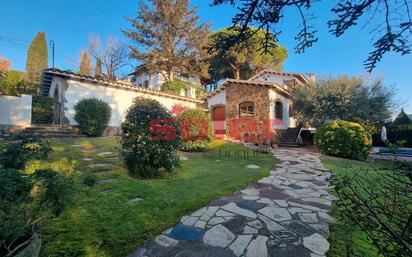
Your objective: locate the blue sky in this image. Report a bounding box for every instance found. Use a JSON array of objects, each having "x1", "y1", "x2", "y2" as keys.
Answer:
[{"x1": 1, "y1": 0, "x2": 411, "y2": 113}]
